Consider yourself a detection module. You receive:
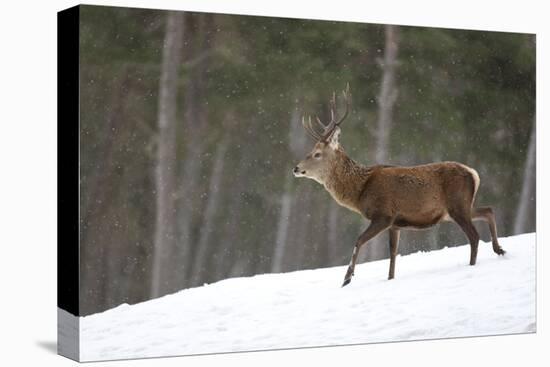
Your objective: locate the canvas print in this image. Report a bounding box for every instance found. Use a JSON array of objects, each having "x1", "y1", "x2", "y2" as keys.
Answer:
[{"x1": 57, "y1": 4, "x2": 536, "y2": 362}]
